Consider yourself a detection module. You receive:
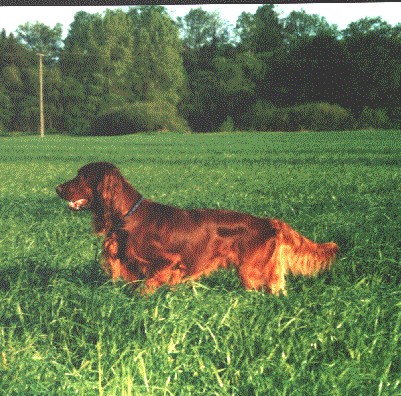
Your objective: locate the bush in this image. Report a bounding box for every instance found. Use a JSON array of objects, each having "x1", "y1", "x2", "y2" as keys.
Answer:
[
  {"x1": 243, "y1": 101, "x2": 356, "y2": 132},
  {"x1": 241, "y1": 101, "x2": 291, "y2": 131},
  {"x1": 287, "y1": 102, "x2": 356, "y2": 131},
  {"x1": 358, "y1": 107, "x2": 391, "y2": 129},
  {"x1": 219, "y1": 116, "x2": 235, "y2": 132},
  {"x1": 89, "y1": 101, "x2": 190, "y2": 136}
]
